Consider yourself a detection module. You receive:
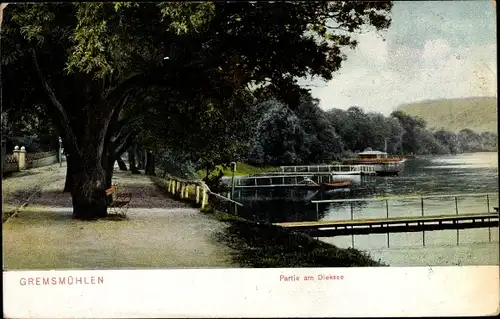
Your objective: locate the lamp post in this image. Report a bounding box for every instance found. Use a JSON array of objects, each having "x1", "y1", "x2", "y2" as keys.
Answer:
[{"x1": 58, "y1": 137, "x2": 62, "y2": 167}]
